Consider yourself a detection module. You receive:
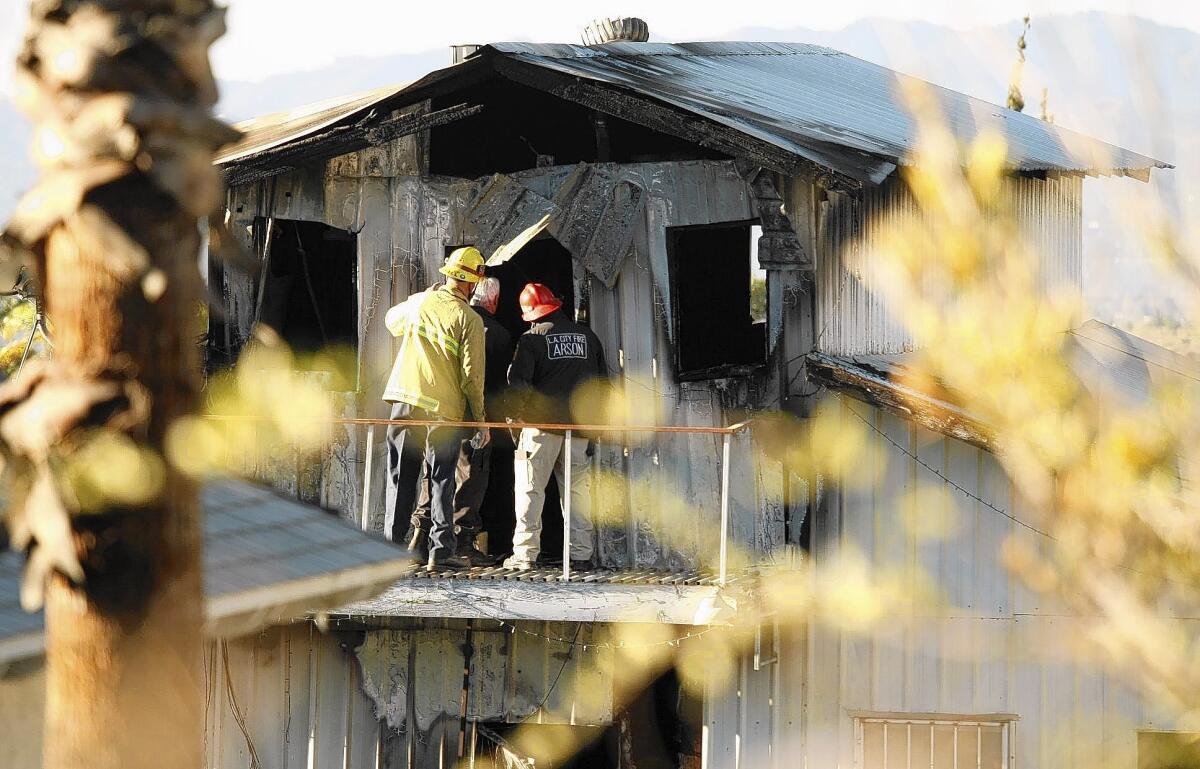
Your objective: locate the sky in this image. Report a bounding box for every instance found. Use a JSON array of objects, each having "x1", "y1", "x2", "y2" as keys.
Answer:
[{"x1": 1, "y1": 0, "x2": 1200, "y2": 88}]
